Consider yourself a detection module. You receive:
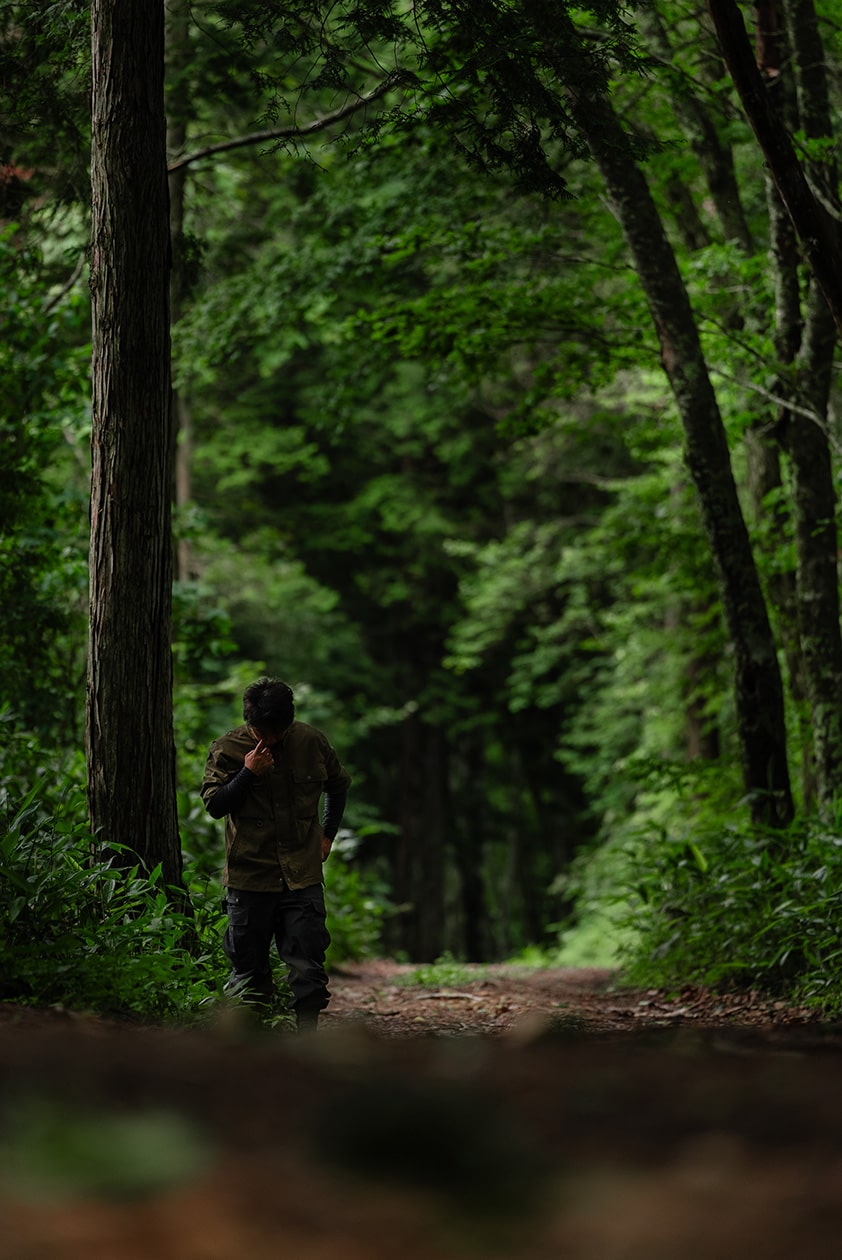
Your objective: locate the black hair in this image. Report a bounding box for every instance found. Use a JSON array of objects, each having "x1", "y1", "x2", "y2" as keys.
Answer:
[{"x1": 242, "y1": 677, "x2": 295, "y2": 731}]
